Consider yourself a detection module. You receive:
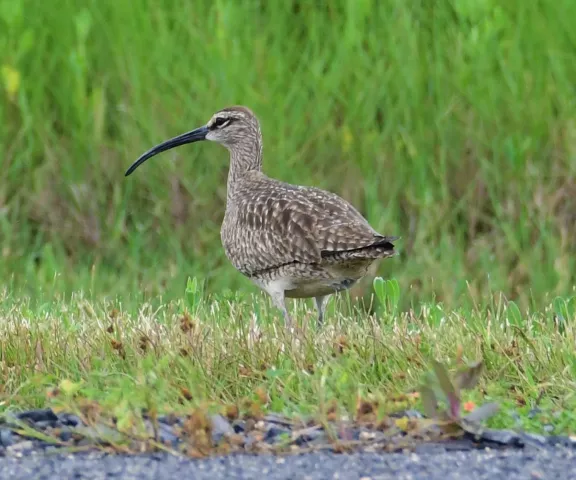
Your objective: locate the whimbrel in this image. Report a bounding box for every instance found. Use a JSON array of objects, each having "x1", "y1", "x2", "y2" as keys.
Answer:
[{"x1": 125, "y1": 106, "x2": 399, "y2": 329}]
